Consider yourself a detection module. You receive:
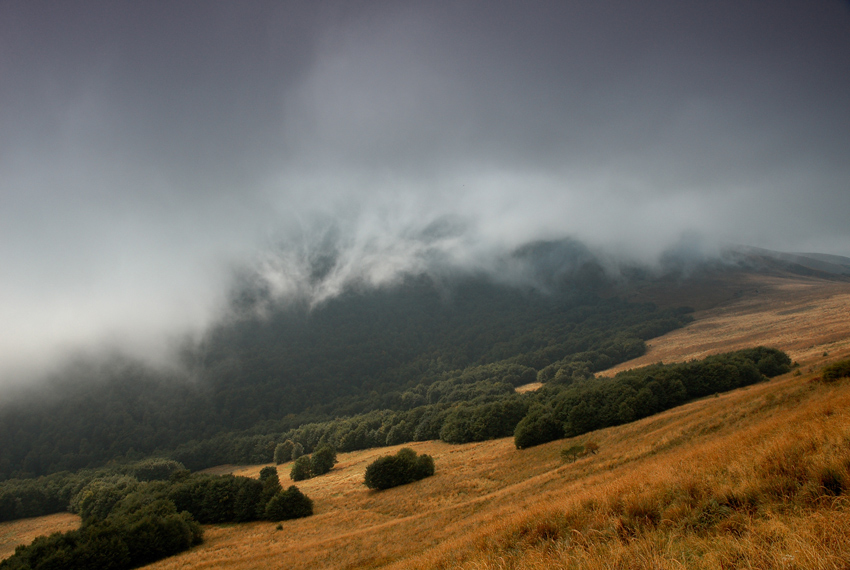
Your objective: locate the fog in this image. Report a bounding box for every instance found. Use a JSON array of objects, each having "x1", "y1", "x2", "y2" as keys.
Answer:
[{"x1": 1, "y1": 1, "x2": 849, "y2": 385}]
